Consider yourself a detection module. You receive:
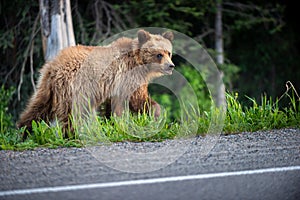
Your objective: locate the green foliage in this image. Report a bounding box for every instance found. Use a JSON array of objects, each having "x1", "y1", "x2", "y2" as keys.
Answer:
[
  {"x1": 151, "y1": 63, "x2": 212, "y2": 122},
  {"x1": 114, "y1": 0, "x2": 213, "y2": 35},
  {"x1": 0, "y1": 129, "x2": 23, "y2": 150},
  {"x1": 0, "y1": 85, "x2": 24, "y2": 150},
  {"x1": 179, "y1": 65, "x2": 211, "y2": 111},
  {"x1": 228, "y1": 26, "x2": 300, "y2": 99},
  {"x1": 0, "y1": 1, "x2": 43, "y2": 120},
  {"x1": 0, "y1": 85, "x2": 14, "y2": 134},
  {"x1": 223, "y1": 2, "x2": 285, "y2": 34}
]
